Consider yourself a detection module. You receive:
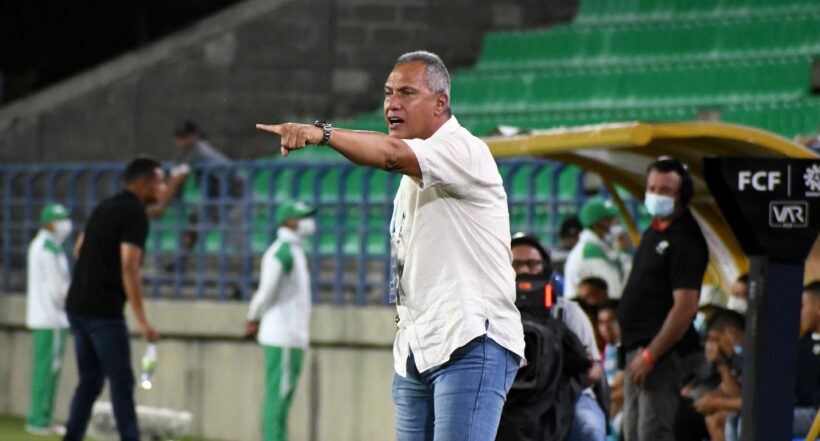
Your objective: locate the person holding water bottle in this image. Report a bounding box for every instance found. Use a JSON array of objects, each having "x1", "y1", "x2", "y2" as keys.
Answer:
[{"x1": 62, "y1": 158, "x2": 165, "y2": 441}]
